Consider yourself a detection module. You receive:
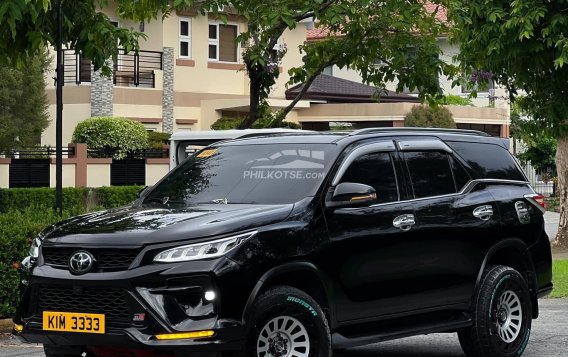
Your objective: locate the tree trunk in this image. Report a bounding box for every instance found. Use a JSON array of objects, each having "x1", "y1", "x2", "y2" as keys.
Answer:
[
  {"x1": 554, "y1": 135, "x2": 568, "y2": 247},
  {"x1": 273, "y1": 72, "x2": 320, "y2": 125},
  {"x1": 239, "y1": 68, "x2": 261, "y2": 129}
]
